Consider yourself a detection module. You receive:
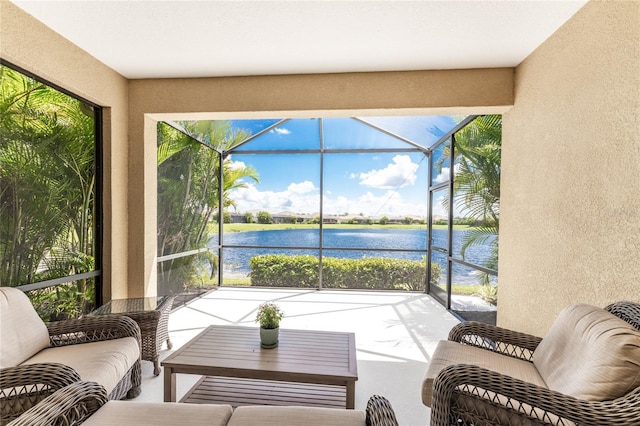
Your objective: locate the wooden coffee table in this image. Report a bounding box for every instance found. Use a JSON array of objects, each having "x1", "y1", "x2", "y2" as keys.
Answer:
[{"x1": 161, "y1": 325, "x2": 358, "y2": 409}]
